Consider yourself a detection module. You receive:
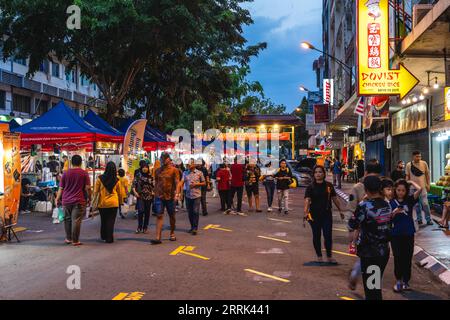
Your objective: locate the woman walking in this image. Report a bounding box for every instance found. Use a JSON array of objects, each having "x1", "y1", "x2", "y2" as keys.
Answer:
[
  {"x1": 261, "y1": 162, "x2": 277, "y2": 212},
  {"x1": 275, "y1": 159, "x2": 293, "y2": 214},
  {"x1": 132, "y1": 162, "x2": 154, "y2": 234},
  {"x1": 304, "y1": 165, "x2": 345, "y2": 264},
  {"x1": 94, "y1": 162, "x2": 122, "y2": 243},
  {"x1": 245, "y1": 163, "x2": 262, "y2": 212},
  {"x1": 390, "y1": 179, "x2": 422, "y2": 292}
]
